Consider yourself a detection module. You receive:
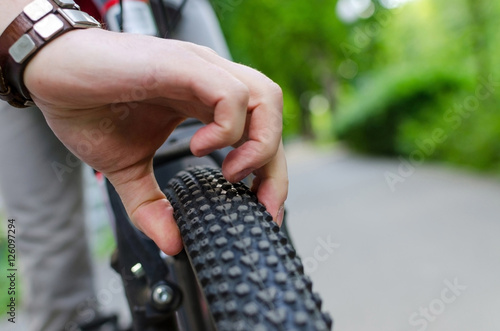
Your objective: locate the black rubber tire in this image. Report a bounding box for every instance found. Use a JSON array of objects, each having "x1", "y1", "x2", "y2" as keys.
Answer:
[{"x1": 165, "y1": 166, "x2": 333, "y2": 331}]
